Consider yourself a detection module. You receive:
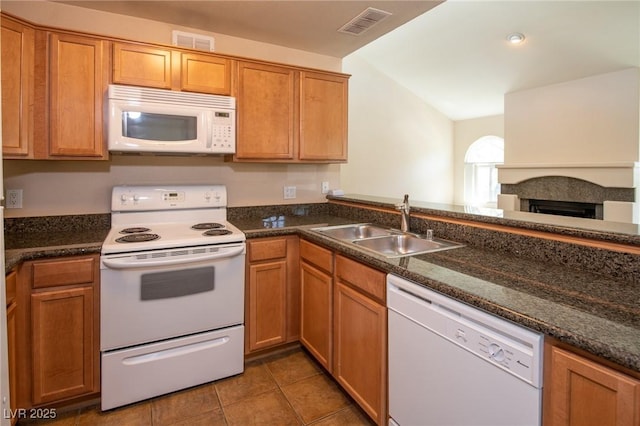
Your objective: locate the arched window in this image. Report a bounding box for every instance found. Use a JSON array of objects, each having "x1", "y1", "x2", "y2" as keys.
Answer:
[{"x1": 464, "y1": 136, "x2": 504, "y2": 208}]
